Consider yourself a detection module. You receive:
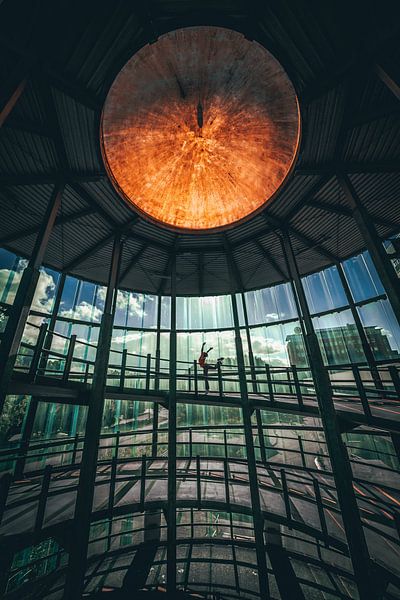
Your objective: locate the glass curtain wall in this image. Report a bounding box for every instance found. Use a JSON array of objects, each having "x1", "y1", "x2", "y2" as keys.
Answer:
[{"x1": 1, "y1": 245, "x2": 400, "y2": 456}]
